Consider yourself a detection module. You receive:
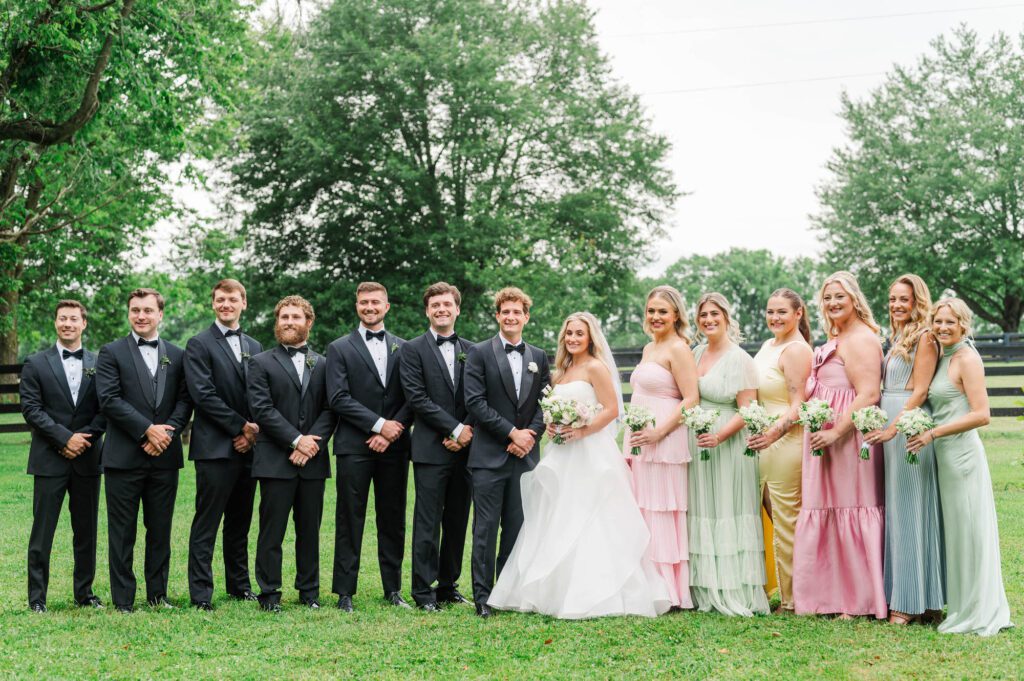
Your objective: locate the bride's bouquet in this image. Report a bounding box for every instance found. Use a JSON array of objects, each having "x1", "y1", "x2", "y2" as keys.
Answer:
[
  {"x1": 681, "y1": 405, "x2": 720, "y2": 461},
  {"x1": 541, "y1": 386, "x2": 599, "y2": 445},
  {"x1": 797, "y1": 399, "x2": 835, "y2": 457},
  {"x1": 623, "y1": 404, "x2": 657, "y2": 456},
  {"x1": 851, "y1": 406, "x2": 888, "y2": 460},
  {"x1": 738, "y1": 401, "x2": 779, "y2": 457},
  {"x1": 895, "y1": 407, "x2": 936, "y2": 465}
]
